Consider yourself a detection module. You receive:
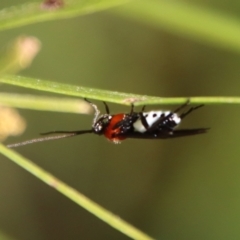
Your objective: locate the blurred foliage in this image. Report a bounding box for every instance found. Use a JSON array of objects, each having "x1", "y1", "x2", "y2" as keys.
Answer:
[
  {"x1": 0, "y1": 144, "x2": 154, "y2": 240},
  {"x1": 0, "y1": 0, "x2": 240, "y2": 240},
  {"x1": 0, "y1": 106, "x2": 26, "y2": 141},
  {"x1": 0, "y1": 36, "x2": 41, "y2": 74},
  {"x1": 0, "y1": 230, "x2": 16, "y2": 240}
]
